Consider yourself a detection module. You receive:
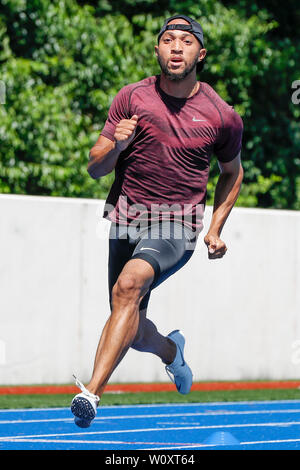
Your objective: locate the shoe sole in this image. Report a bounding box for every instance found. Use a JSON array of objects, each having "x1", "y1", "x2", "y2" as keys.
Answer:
[{"x1": 71, "y1": 396, "x2": 95, "y2": 427}]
